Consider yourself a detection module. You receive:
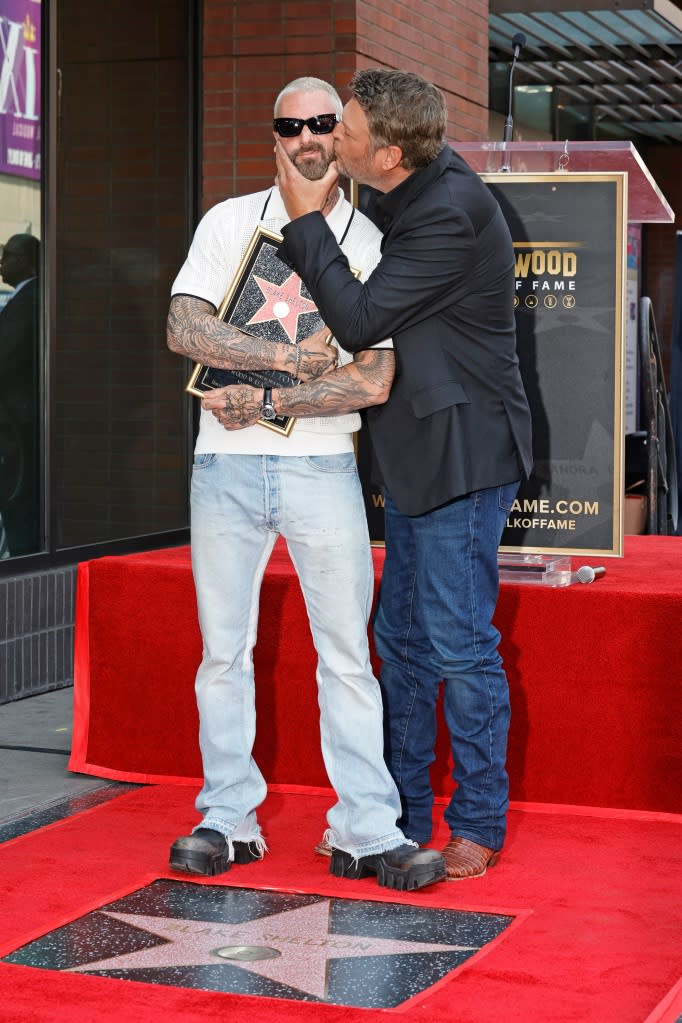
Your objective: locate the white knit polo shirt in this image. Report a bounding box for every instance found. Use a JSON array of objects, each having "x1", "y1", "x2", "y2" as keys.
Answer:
[{"x1": 172, "y1": 187, "x2": 391, "y2": 456}]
